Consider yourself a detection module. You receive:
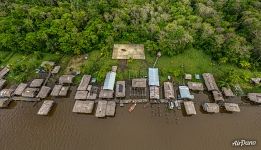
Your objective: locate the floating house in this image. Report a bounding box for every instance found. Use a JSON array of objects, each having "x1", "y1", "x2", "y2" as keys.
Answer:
[
  {"x1": 14, "y1": 83, "x2": 27, "y2": 96},
  {"x1": 247, "y1": 93, "x2": 261, "y2": 104},
  {"x1": 99, "y1": 72, "x2": 116, "y2": 99},
  {"x1": 37, "y1": 100, "x2": 54, "y2": 116},
  {"x1": 0, "y1": 89, "x2": 14, "y2": 98},
  {"x1": 163, "y1": 82, "x2": 175, "y2": 100},
  {"x1": 72, "y1": 100, "x2": 94, "y2": 114},
  {"x1": 103, "y1": 72, "x2": 116, "y2": 90},
  {"x1": 74, "y1": 91, "x2": 88, "y2": 100},
  {"x1": 51, "y1": 66, "x2": 61, "y2": 74},
  {"x1": 222, "y1": 87, "x2": 235, "y2": 97},
  {"x1": 184, "y1": 101, "x2": 196, "y2": 115},
  {"x1": 179, "y1": 86, "x2": 194, "y2": 100},
  {"x1": 115, "y1": 81, "x2": 125, "y2": 98},
  {"x1": 0, "y1": 67, "x2": 9, "y2": 79},
  {"x1": 224, "y1": 103, "x2": 240, "y2": 112},
  {"x1": 149, "y1": 68, "x2": 160, "y2": 100},
  {"x1": 187, "y1": 82, "x2": 204, "y2": 91},
  {"x1": 131, "y1": 78, "x2": 147, "y2": 97},
  {"x1": 59, "y1": 86, "x2": 69, "y2": 97},
  {"x1": 0, "y1": 79, "x2": 6, "y2": 90},
  {"x1": 202, "y1": 73, "x2": 219, "y2": 91},
  {"x1": 50, "y1": 85, "x2": 63, "y2": 96},
  {"x1": 0, "y1": 98, "x2": 11, "y2": 108},
  {"x1": 77, "y1": 75, "x2": 91, "y2": 91},
  {"x1": 22, "y1": 88, "x2": 39, "y2": 98},
  {"x1": 148, "y1": 68, "x2": 159, "y2": 86},
  {"x1": 112, "y1": 44, "x2": 145, "y2": 60},
  {"x1": 36, "y1": 86, "x2": 51, "y2": 99},
  {"x1": 202, "y1": 103, "x2": 219, "y2": 113},
  {"x1": 59, "y1": 75, "x2": 75, "y2": 85},
  {"x1": 150, "y1": 86, "x2": 160, "y2": 100},
  {"x1": 95, "y1": 100, "x2": 108, "y2": 118},
  {"x1": 30, "y1": 79, "x2": 44, "y2": 88},
  {"x1": 212, "y1": 91, "x2": 224, "y2": 102},
  {"x1": 106, "y1": 101, "x2": 116, "y2": 116}
]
